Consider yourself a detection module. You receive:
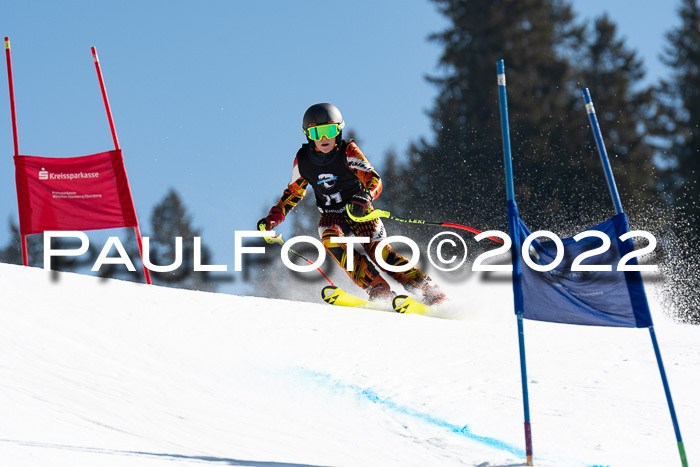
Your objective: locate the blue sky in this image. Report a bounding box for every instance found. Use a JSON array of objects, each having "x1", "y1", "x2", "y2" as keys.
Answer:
[{"x1": 0, "y1": 0, "x2": 680, "y2": 293}]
